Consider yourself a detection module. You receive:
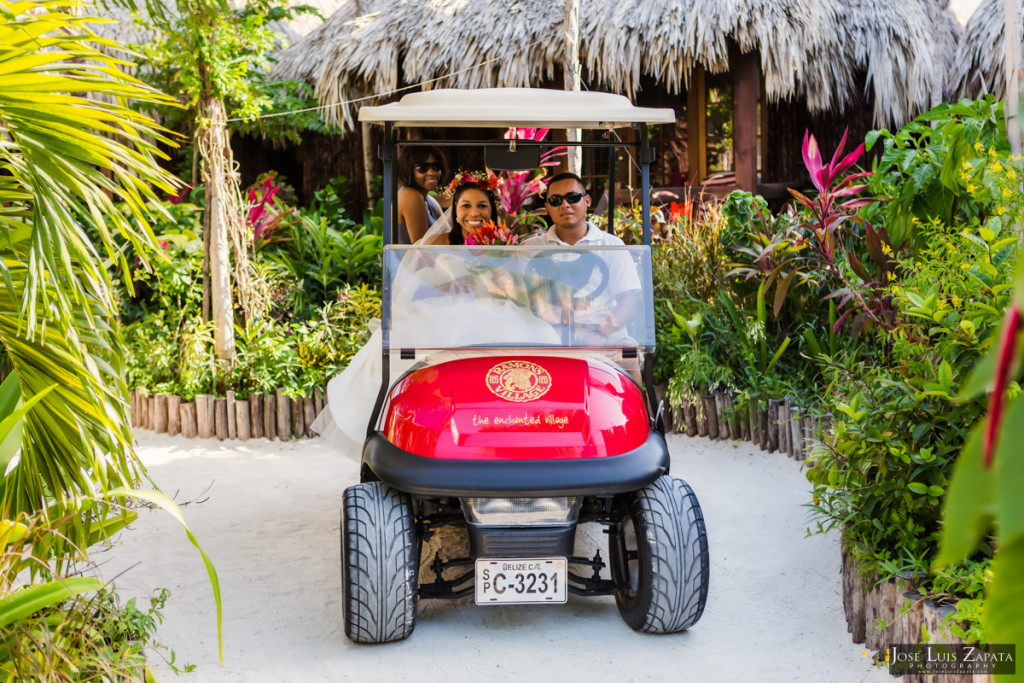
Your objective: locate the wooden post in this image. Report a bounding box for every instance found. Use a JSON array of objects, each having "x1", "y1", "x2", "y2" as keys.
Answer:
[
  {"x1": 235, "y1": 400, "x2": 251, "y2": 442},
  {"x1": 180, "y1": 402, "x2": 198, "y2": 438},
  {"x1": 802, "y1": 415, "x2": 815, "y2": 459},
  {"x1": 842, "y1": 539, "x2": 867, "y2": 644},
  {"x1": 1005, "y1": 0, "x2": 1021, "y2": 156},
  {"x1": 143, "y1": 395, "x2": 152, "y2": 430},
  {"x1": 304, "y1": 396, "x2": 316, "y2": 437},
  {"x1": 264, "y1": 393, "x2": 277, "y2": 441},
  {"x1": 703, "y1": 394, "x2": 718, "y2": 439},
  {"x1": 276, "y1": 389, "x2": 292, "y2": 441},
  {"x1": 250, "y1": 392, "x2": 264, "y2": 439},
  {"x1": 214, "y1": 397, "x2": 228, "y2": 441},
  {"x1": 767, "y1": 398, "x2": 781, "y2": 453},
  {"x1": 226, "y1": 390, "x2": 237, "y2": 440},
  {"x1": 687, "y1": 66, "x2": 707, "y2": 185},
  {"x1": 713, "y1": 389, "x2": 728, "y2": 439},
  {"x1": 563, "y1": 0, "x2": 582, "y2": 174},
  {"x1": 790, "y1": 405, "x2": 805, "y2": 459},
  {"x1": 152, "y1": 394, "x2": 168, "y2": 434},
  {"x1": 731, "y1": 45, "x2": 759, "y2": 192},
  {"x1": 196, "y1": 395, "x2": 214, "y2": 439},
  {"x1": 778, "y1": 399, "x2": 791, "y2": 456},
  {"x1": 167, "y1": 395, "x2": 181, "y2": 436},
  {"x1": 684, "y1": 401, "x2": 697, "y2": 437},
  {"x1": 314, "y1": 387, "x2": 324, "y2": 415},
  {"x1": 728, "y1": 391, "x2": 742, "y2": 441},
  {"x1": 748, "y1": 394, "x2": 760, "y2": 446},
  {"x1": 291, "y1": 396, "x2": 305, "y2": 438},
  {"x1": 696, "y1": 397, "x2": 707, "y2": 437},
  {"x1": 758, "y1": 401, "x2": 769, "y2": 450}
]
